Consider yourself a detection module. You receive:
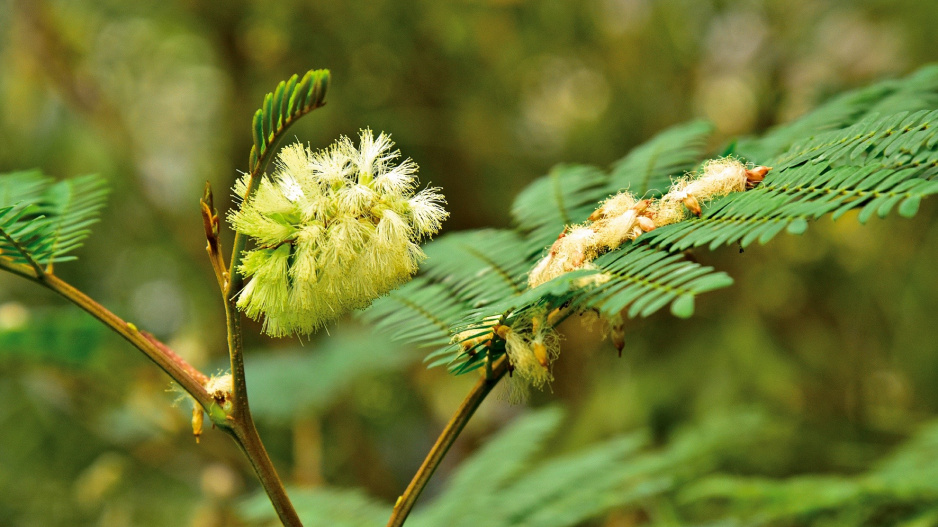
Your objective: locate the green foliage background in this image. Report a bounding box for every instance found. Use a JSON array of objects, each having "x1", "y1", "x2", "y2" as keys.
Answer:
[{"x1": 4, "y1": 0, "x2": 938, "y2": 525}]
